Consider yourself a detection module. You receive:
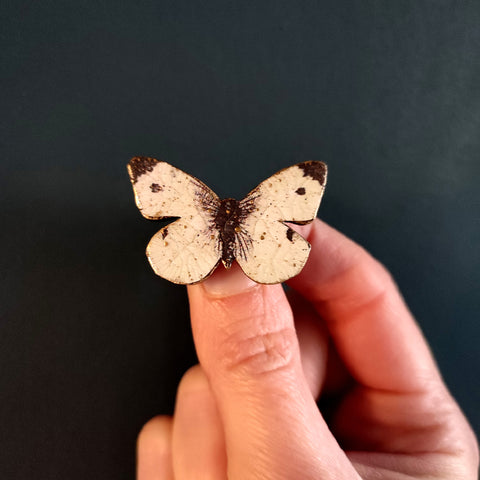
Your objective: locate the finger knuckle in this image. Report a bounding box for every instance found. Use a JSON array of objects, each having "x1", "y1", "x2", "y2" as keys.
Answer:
[
  {"x1": 177, "y1": 364, "x2": 209, "y2": 397},
  {"x1": 137, "y1": 415, "x2": 172, "y2": 448},
  {"x1": 220, "y1": 326, "x2": 298, "y2": 377}
]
